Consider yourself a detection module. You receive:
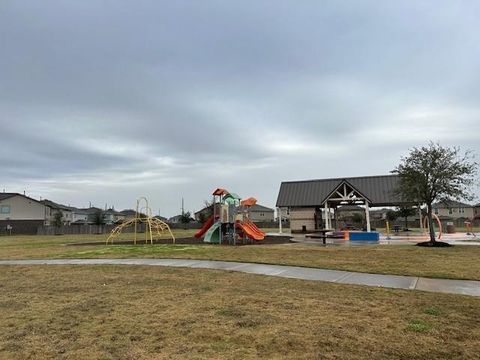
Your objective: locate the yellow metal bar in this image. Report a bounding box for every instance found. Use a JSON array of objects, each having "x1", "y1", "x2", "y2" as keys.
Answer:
[{"x1": 107, "y1": 197, "x2": 175, "y2": 246}]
